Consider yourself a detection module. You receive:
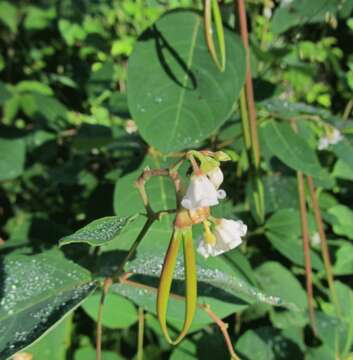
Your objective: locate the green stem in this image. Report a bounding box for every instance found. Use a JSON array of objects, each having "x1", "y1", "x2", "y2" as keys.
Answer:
[
  {"x1": 239, "y1": 88, "x2": 251, "y2": 150},
  {"x1": 96, "y1": 278, "x2": 112, "y2": 360},
  {"x1": 343, "y1": 98, "x2": 353, "y2": 120},
  {"x1": 115, "y1": 217, "x2": 155, "y2": 279},
  {"x1": 137, "y1": 307, "x2": 144, "y2": 360}
]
